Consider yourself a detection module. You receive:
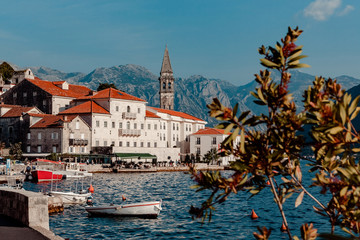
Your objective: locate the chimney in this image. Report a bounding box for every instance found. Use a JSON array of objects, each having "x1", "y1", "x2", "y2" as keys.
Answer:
[{"x1": 63, "y1": 115, "x2": 68, "y2": 121}]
